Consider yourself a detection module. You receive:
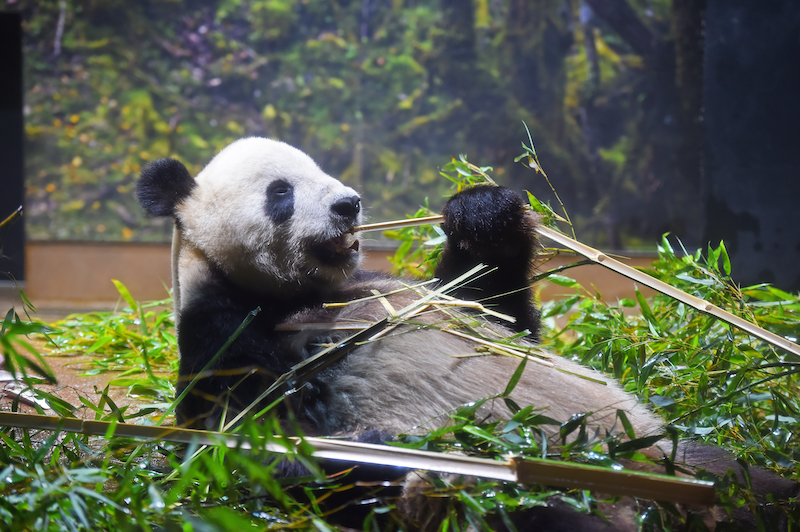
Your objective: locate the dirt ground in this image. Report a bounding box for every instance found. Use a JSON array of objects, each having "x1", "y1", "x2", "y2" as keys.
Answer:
[
  {"x1": 0, "y1": 280, "x2": 154, "y2": 420},
  {"x1": 1, "y1": 337, "x2": 151, "y2": 419}
]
